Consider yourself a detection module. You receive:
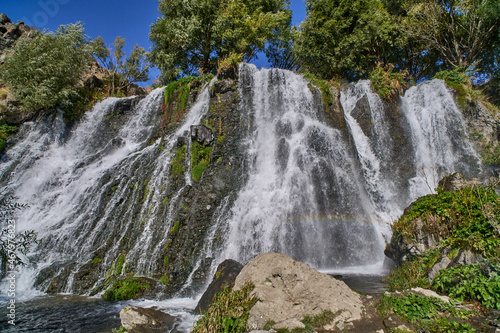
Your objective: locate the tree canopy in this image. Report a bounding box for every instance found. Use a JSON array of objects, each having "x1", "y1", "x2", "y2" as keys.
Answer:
[
  {"x1": 91, "y1": 36, "x2": 150, "y2": 94},
  {"x1": 149, "y1": 0, "x2": 292, "y2": 83},
  {"x1": 294, "y1": 0, "x2": 399, "y2": 80},
  {"x1": 0, "y1": 23, "x2": 91, "y2": 112}
]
